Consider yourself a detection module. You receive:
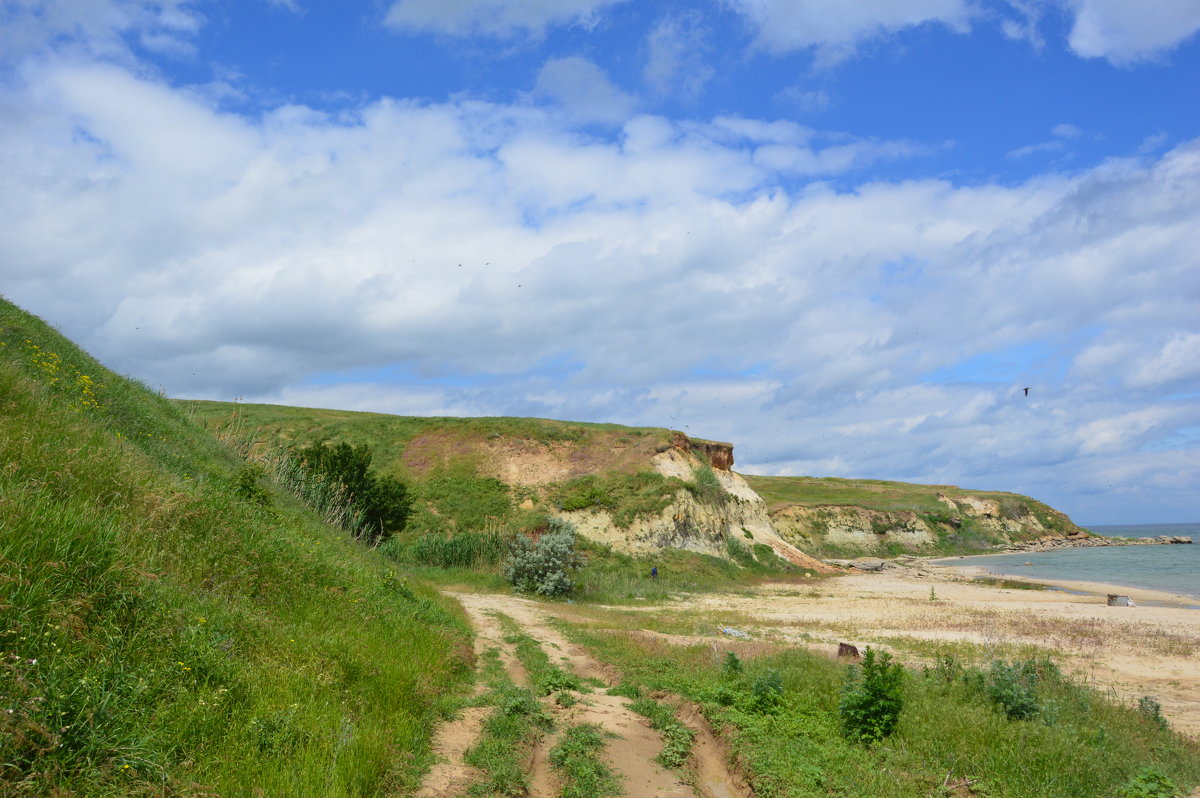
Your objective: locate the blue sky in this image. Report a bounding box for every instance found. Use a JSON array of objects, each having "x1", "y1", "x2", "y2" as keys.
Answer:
[{"x1": 2, "y1": 0, "x2": 1199, "y2": 523}]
